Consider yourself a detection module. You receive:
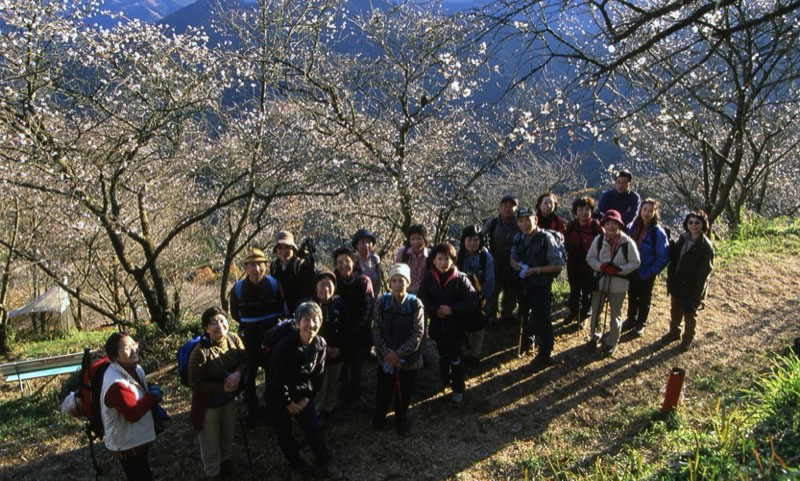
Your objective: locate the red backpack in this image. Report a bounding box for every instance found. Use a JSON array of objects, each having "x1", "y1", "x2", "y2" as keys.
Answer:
[{"x1": 76, "y1": 348, "x2": 111, "y2": 440}]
